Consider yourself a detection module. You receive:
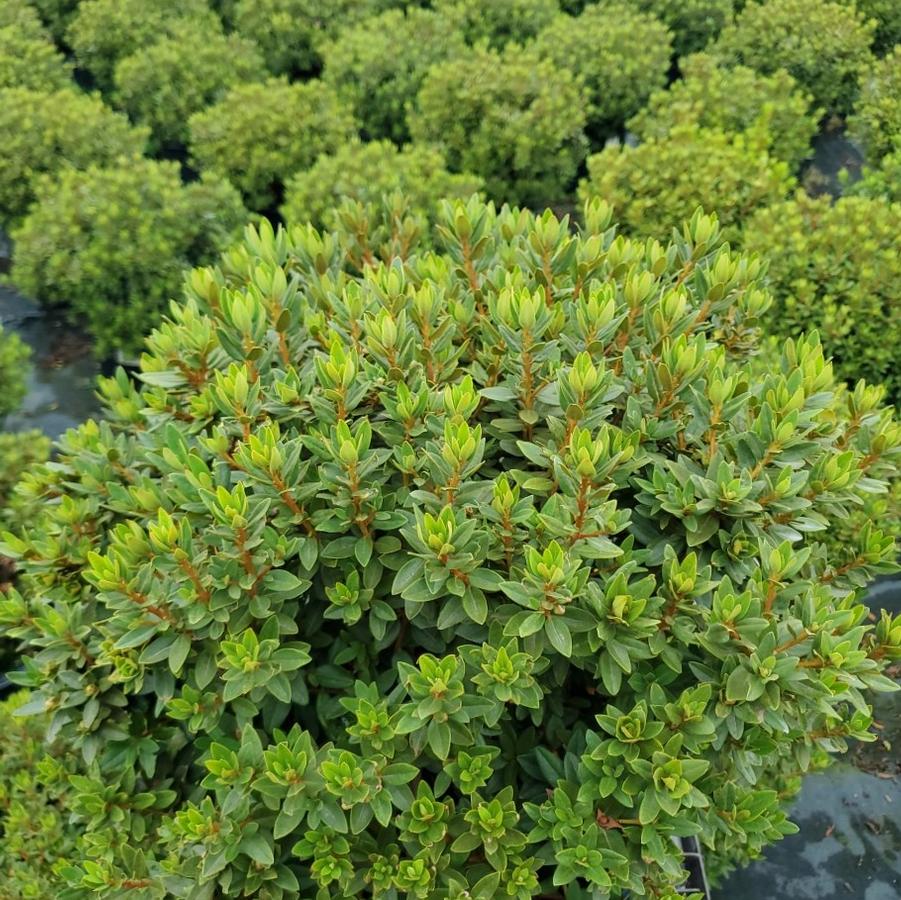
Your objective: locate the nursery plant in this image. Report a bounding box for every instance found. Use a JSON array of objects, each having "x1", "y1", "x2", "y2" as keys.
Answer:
[
  {"x1": 854, "y1": 0, "x2": 901, "y2": 54},
  {"x1": 319, "y1": 6, "x2": 466, "y2": 144},
  {"x1": 2, "y1": 197, "x2": 899, "y2": 898},
  {"x1": 231, "y1": 0, "x2": 396, "y2": 77},
  {"x1": 632, "y1": 0, "x2": 734, "y2": 57},
  {"x1": 10, "y1": 156, "x2": 247, "y2": 359},
  {"x1": 112, "y1": 22, "x2": 266, "y2": 152},
  {"x1": 0, "y1": 324, "x2": 31, "y2": 423},
  {"x1": 578, "y1": 125, "x2": 794, "y2": 241},
  {"x1": 0, "y1": 690, "x2": 77, "y2": 895},
  {"x1": 845, "y1": 145, "x2": 901, "y2": 203},
  {"x1": 0, "y1": 0, "x2": 50, "y2": 37},
  {"x1": 0, "y1": 21, "x2": 72, "y2": 90},
  {"x1": 628, "y1": 53, "x2": 820, "y2": 170},
  {"x1": 532, "y1": 2, "x2": 672, "y2": 140},
  {"x1": 435, "y1": 0, "x2": 560, "y2": 48},
  {"x1": 280, "y1": 140, "x2": 483, "y2": 231},
  {"x1": 743, "y1": 192, "x2": 901, "y2": 404},
  {"x1": 66, "y1": 0, "x2": 220, "y2": 90},
  {"x1": 0, "y1": 86, "x2": 147, "y2": 228},
  {"x1": 711, "y1": 0, "x2": 876, "y2": 114},
  {"x1": 188, "y1": 78, "x2": 355, "y2": 212},
  {"x1": 27, "y1": 0, "x2": 81, "y2": 42},
  {"x1": 849, "y1": 45, "x2": 901, "y2": 162},
  {"x1": 410, "y1": 46, "x2": 588, "y2": 205}
]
